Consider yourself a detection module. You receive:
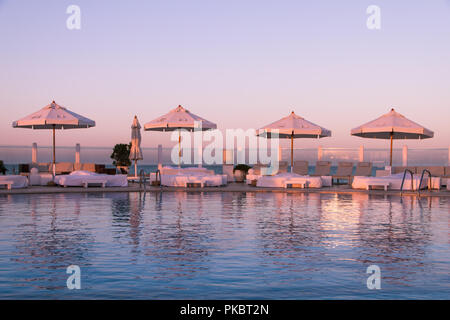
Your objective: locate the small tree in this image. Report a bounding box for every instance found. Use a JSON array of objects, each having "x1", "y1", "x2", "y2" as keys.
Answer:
[
  {"x1": 110, "y1": 143, "x2": 132, "y2": 167},
  {"x1": 0, "y1": 161, "x2": 7, "y2": 175},
  {"x1": 233, "y1": 164, "x2": 252, "y2": 175}
]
